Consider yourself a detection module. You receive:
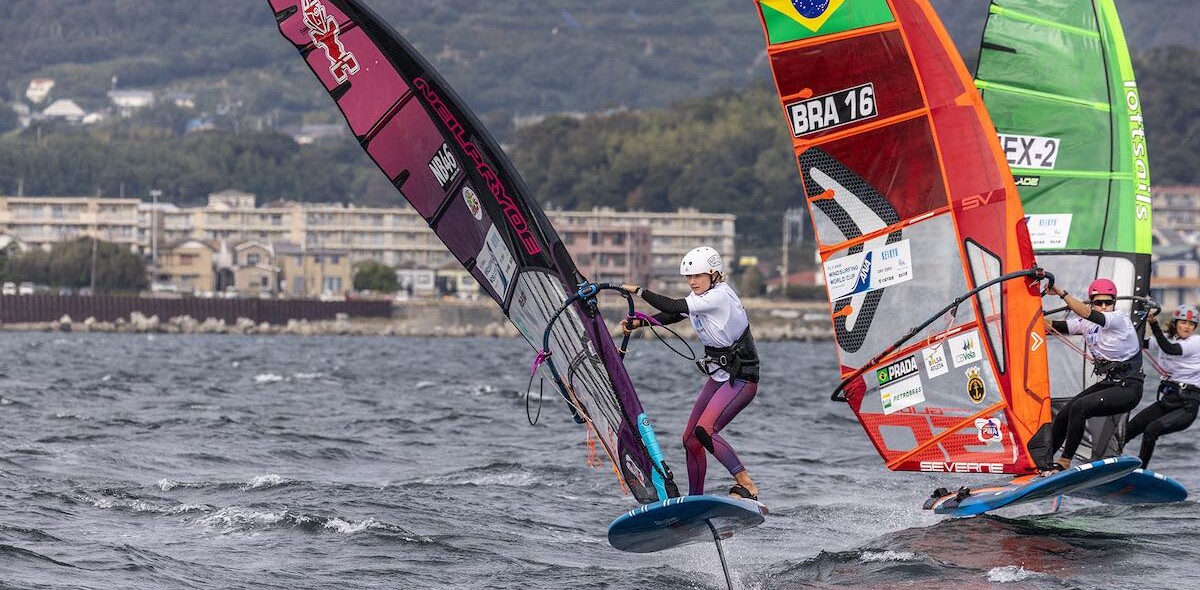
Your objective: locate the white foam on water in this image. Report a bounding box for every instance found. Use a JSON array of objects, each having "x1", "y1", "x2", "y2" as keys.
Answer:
[
  {"x1": 324, "y1": 517, "x2": 375, "y2": 534},
  {"x1": 91, "y1": 495, "x2": 205, "y2": 515},
  {"x1": 199, "y1": 507, "x2": 286, "y2": 528},
  {"x1": 860, "y1": 550, "x2": 917, "y2": 563},
  {"x1": 247, "y1": 474, "x2": 285, "y2": 489},
  {"x1": 293, "y1": 372, "x2": 325, "y2": 380},
  {"x1": 157, "y1": 478, "x2": 208, "y2": 491},
  {"x1": 987, "y1": 565, "x2": 1038, "y2": 582},
  {"x1": 423, "y1": 469, "x2": 538, "y2": 487}
]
